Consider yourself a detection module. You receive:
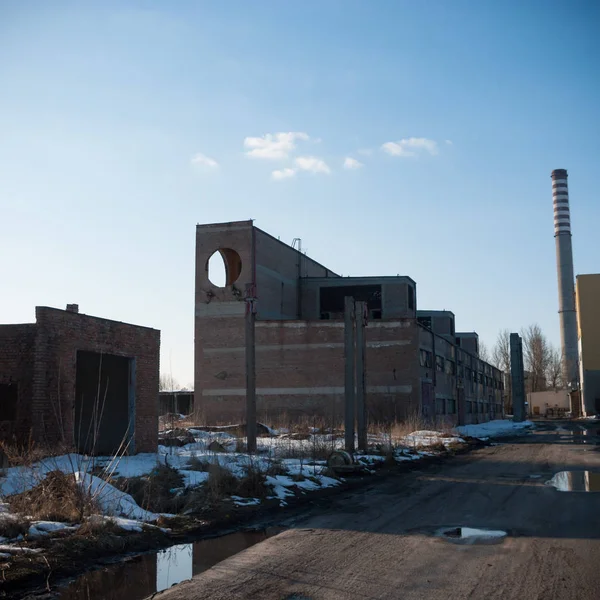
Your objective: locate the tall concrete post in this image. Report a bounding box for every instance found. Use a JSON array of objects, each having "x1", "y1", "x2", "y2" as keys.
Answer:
[
  {"x1": 510, "y1": 333, "x2": 526, "y2": 422},
  {"x1": 344, "y1": 297, "x2": 356, "y2": 453},
  {"x1": 245, "y1": 283, "x2": 257, "y2": 453},
  {"x1": 355, "y1": 301, "x2": 367, "y2": 451},
  {"x1": 552, "y1": 169, "x2": 579, "y2": 389}
]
